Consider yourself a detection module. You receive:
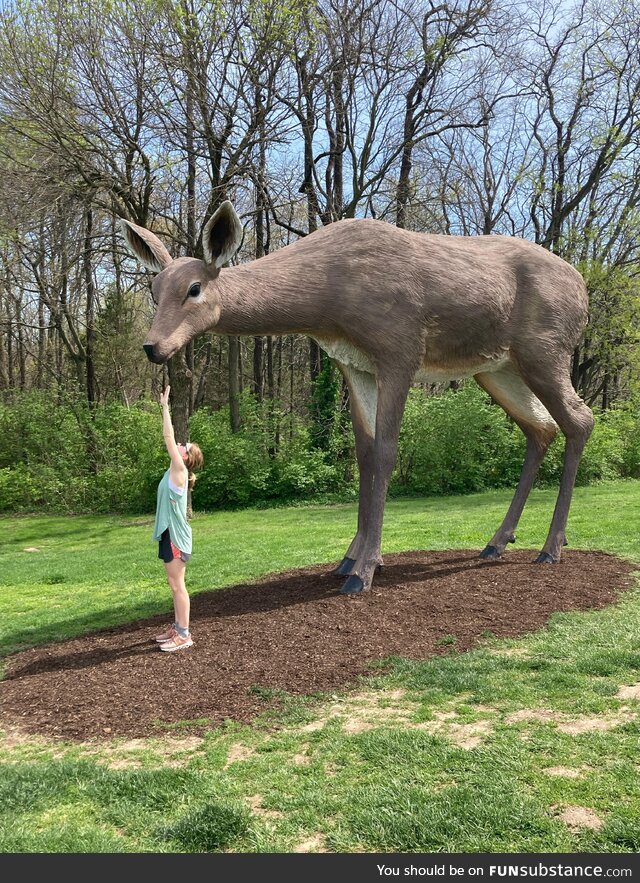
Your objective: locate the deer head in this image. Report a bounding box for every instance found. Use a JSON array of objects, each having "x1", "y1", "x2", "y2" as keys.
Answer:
[{"x1": 120, "y1": 201, "x2": 244, "y2": 363}]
